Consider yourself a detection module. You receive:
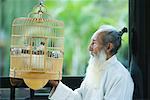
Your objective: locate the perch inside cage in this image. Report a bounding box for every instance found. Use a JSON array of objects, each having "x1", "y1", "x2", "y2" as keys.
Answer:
[{"x1": 10, "y1": 1, "x2": 64, "y2": 90}]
